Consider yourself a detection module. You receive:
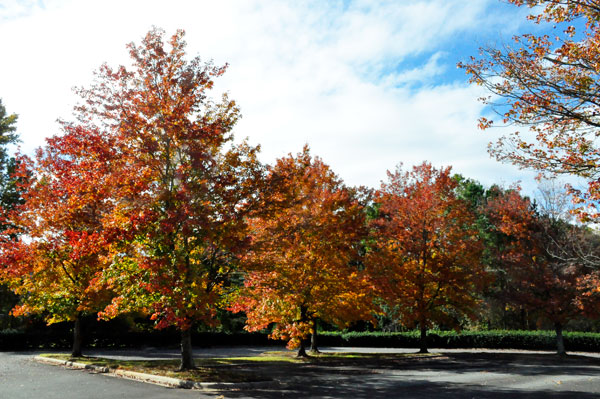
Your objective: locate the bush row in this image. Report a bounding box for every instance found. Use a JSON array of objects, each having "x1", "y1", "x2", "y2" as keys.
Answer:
[
  {"x1": 318, "y1": 330, "x2": 600, "y2": 352},
  {"x1": 0, "y1": 329, "x2": 274, "y2": 351},
  {"x1": 2, "y1": 329, "x2": 600, "y2": 352}
]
